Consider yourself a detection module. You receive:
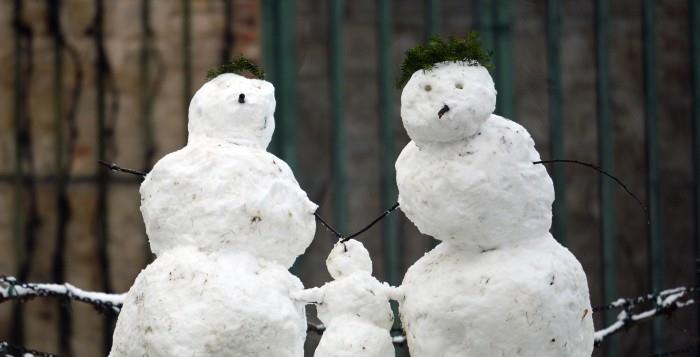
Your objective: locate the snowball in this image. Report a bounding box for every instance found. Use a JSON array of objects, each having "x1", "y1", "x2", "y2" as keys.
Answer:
[
  {"x1": 396, "y1": 115, "x2": 553, "y2": 250},
  {"x1": 400, "y1": 62, "x2": 496, "y2": 144},
  {"x1": 140, "y1": 143, "x2": 317, "y2": 267},
  {"x1": 188, "y1": 73, "x2": 275, "y2": 149},
  {"x1": 399, "y1": 236, "x2": 594, "y2": 357},
  {"x1": 313, "y1": 316, "x2": 394, "y2": 357},
  {"x1": 110, "y1": 246, "x2": 307, "y2": 357},
  {"x1": 326, "y1": 239, "x2": 372, "y2": 279}
]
